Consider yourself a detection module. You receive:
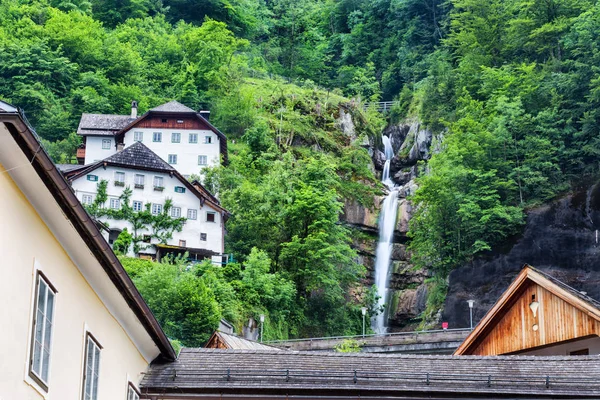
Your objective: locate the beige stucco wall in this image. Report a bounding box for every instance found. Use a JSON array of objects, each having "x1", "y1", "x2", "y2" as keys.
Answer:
[{"x1": 0, "y1": 161, "x2": 149, "y2": 400}]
